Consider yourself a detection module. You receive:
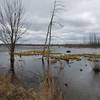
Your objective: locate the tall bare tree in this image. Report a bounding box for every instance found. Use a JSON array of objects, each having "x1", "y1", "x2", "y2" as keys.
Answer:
[
  {"x1": 0, "y1": 0, "x2": 25, "y2": 73},
  {"x1": 41, "y1": 1, "x2": 64, "y2": 99},
  {"x1": 42, "y1": 0, "x2": 64, "y2": 62}
]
